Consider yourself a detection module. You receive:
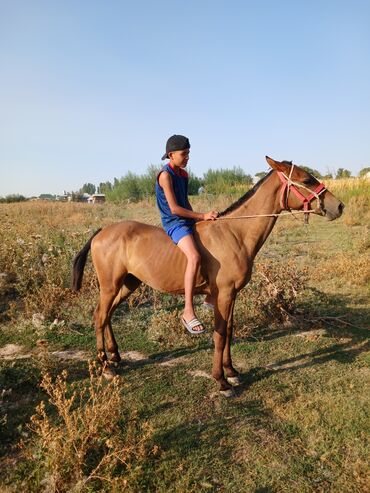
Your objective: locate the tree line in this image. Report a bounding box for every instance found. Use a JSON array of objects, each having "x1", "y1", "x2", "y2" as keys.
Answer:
[
  {"x1": 79, "y1": 165, "x2": 254, "y2": 203},
  {"x1": 1, "y1": 165, "x2": 369, "y2": 203}
]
